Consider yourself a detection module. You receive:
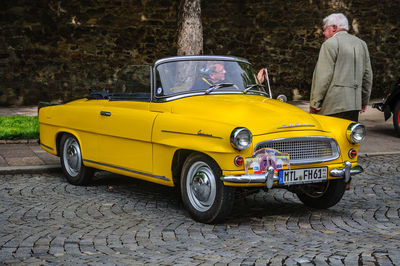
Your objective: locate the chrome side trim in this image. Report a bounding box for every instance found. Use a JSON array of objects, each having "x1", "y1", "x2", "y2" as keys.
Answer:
[
  {"x1": 277, "y1": 124, "x2": 315, "y2": 129},
  {"x1": 40, "y1": 143, "x2": 54, "y2": 151},
  {"x1": 161, "y1": 130, "x2": 223, "y2": 139},
  {"x1": 82, "y1": 159, "x2": 170, "y2": 181}
]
